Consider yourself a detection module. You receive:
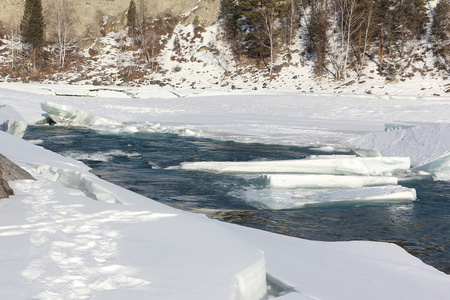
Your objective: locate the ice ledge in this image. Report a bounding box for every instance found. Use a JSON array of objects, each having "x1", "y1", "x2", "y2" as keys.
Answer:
[
  {"x1": 41, "y1": 101, "x2": 119, "y2": 126},
  {"x1": 0, "y1": 105, "x2": 28, "y2": 138},
  {"x1": 30, "y1": 164, "x2": 121, "y2": 204}
]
